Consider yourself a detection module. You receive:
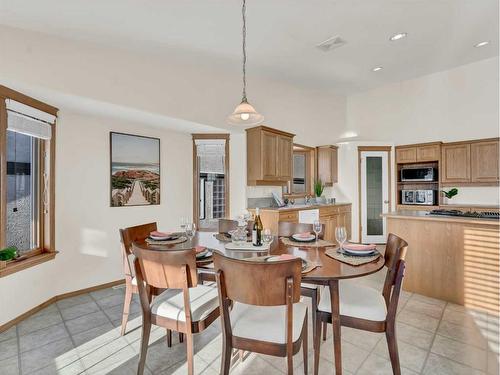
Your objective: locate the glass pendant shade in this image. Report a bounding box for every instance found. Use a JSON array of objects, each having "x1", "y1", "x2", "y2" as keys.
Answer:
[{"x1": 227, "y1": 99, "x2": 264, "y2": 126}]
